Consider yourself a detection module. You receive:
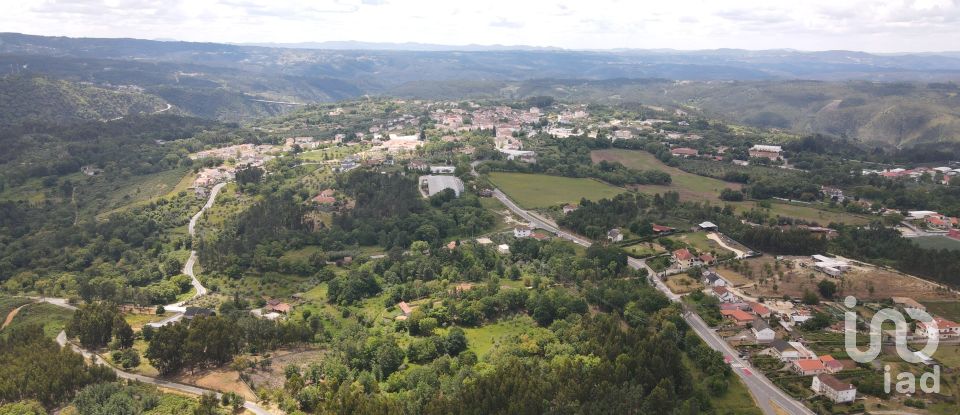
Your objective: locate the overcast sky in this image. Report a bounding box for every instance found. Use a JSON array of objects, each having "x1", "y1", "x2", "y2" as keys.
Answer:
[{"x1": 4, "y1": 0, "x2": 960, "y2": 52}]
